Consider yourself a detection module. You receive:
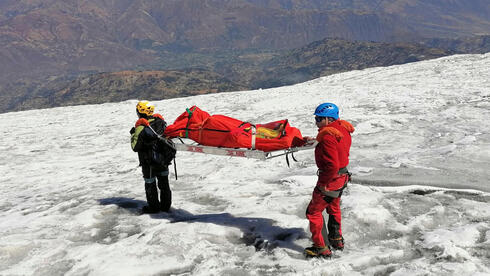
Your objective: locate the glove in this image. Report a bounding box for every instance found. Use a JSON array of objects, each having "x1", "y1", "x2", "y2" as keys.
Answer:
[{"x1": 135, "y1": 118, "x2": 149, "y2": 127}]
